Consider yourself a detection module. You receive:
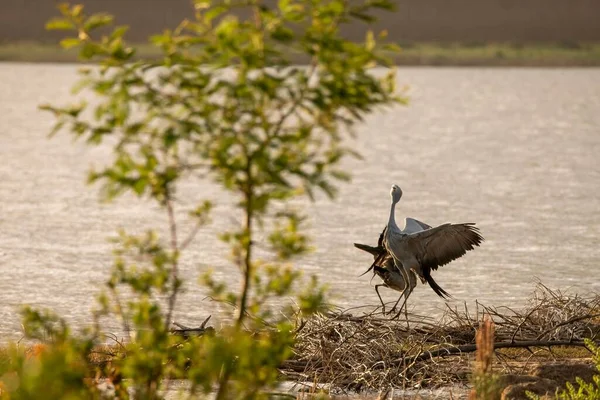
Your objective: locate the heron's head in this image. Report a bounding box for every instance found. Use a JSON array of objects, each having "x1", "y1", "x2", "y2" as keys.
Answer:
[{"x1": 390, "y1": 184, "x2": 403, "y2": 204}]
